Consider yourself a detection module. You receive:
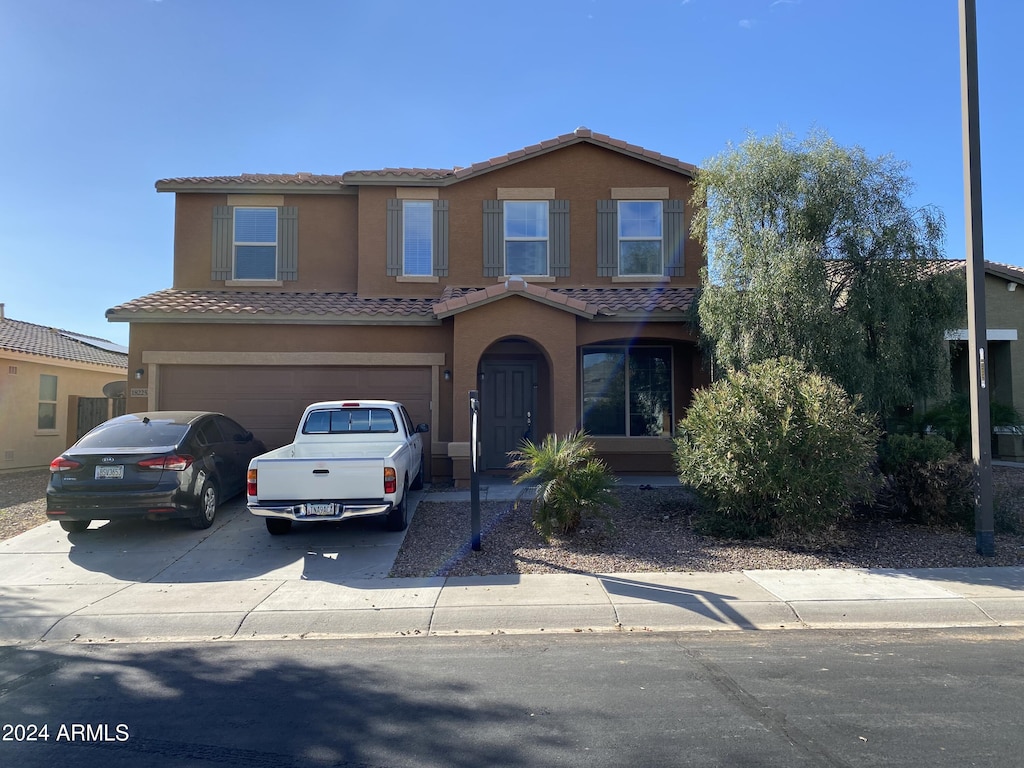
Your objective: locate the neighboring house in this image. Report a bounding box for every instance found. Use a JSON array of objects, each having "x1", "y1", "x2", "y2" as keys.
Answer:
[
  {"x1": 943, "y1": 260, "x2": 1024, "y2": 459},
  {"x1": 0, "y1": 304, "x2": 128, "y2": 471},
  {"x1": 106, "y1": 129, "x2": 708, "y2": 485}
]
